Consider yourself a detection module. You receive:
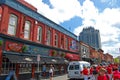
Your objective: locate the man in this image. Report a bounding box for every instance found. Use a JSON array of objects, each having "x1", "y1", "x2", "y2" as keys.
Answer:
[
  {"x1": 82, "y1": 66, "x2": 89, "y2": 80},
  {"x1": 107, "y1": 65, "x2": 113, "y2": 80}
]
